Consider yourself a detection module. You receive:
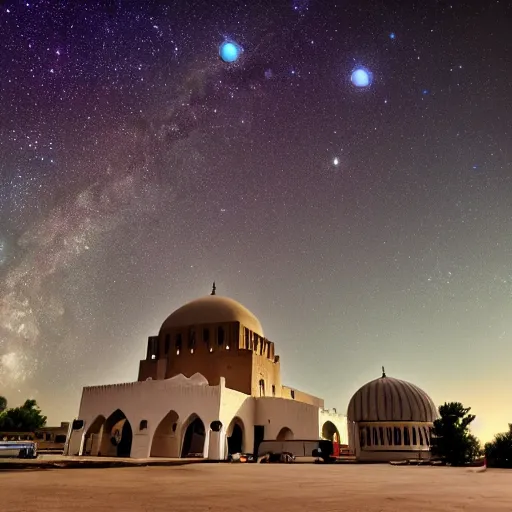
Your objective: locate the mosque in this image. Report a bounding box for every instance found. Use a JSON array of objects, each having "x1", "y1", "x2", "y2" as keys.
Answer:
[{"x1": 65, "y1": 284, "x2": 438, "y2": 462}]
